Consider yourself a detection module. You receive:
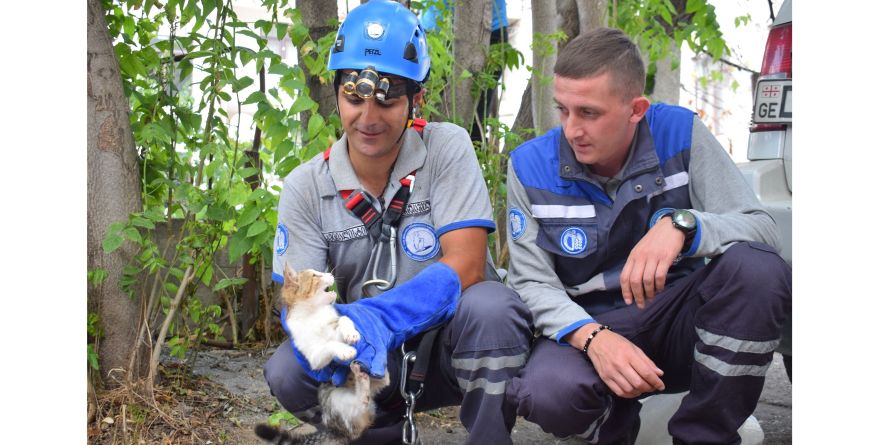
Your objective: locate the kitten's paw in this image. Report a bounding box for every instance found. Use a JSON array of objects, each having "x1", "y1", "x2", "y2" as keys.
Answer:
[
  {"x1": 337, "y1": 317, "x2": 361, "y2": 344},
  {"x1": 341, "y1": 329, "x2": 361, "y2": 345},
  {"x1": 335, "y1": 345, "x2": 357, "y2": 362}
]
